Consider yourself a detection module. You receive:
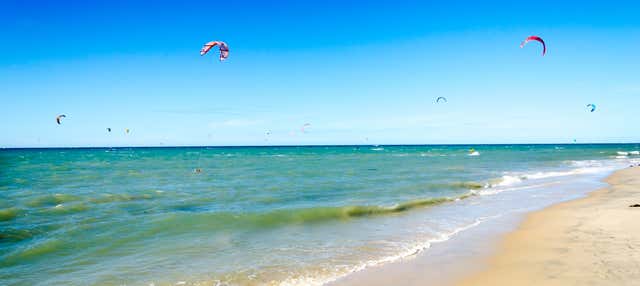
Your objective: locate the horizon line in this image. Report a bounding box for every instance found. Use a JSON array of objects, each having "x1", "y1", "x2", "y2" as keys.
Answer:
[{"x1": 2, "y1": 142, "x2": 639, "y2": 150}]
